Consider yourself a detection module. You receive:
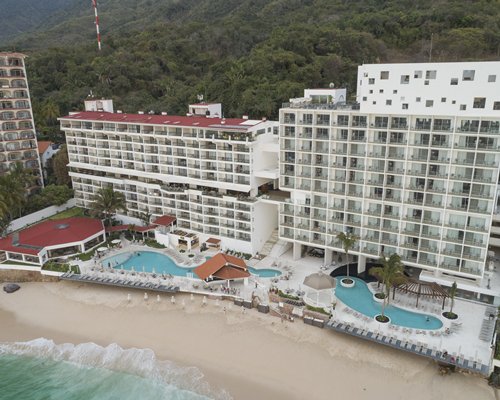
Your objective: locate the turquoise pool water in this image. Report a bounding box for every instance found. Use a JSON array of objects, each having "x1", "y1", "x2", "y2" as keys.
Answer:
[
  {"x1": 103, "y1": 251, "x2": 281, "y2": 278},
  {"x1": 335, "y1": 277, "x2": 443, "y2": 330}
]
